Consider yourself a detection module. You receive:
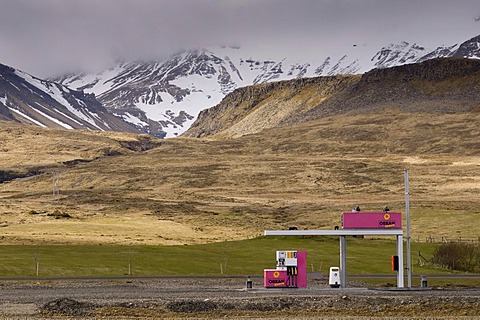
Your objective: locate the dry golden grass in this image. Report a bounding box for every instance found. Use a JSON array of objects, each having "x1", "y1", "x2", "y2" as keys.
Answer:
[
  {"x1": 0, "y1": 121, "x2": 147, "y2": 171},
  {"x1": 0, "y1": 110, "x2": 479, "y2": 245}
]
